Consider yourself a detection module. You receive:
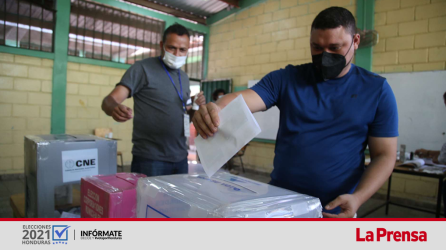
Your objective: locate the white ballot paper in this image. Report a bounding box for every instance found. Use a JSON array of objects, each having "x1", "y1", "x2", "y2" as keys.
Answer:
[{"x1": 195, "y1": 95, "x2": 261, "y2": 177}]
